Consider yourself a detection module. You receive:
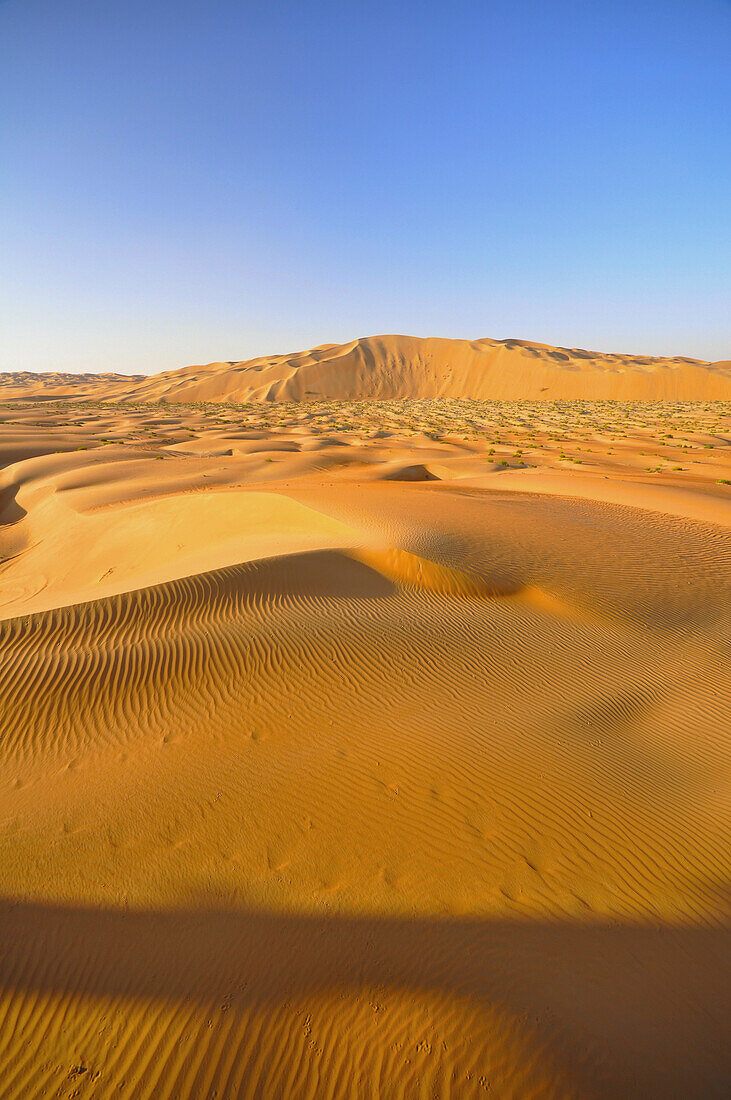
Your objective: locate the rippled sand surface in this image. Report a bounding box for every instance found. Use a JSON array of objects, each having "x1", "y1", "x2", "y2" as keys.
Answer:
[{"x1": 1, "y1": 398, "x2": 729, "y2": 1098}]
